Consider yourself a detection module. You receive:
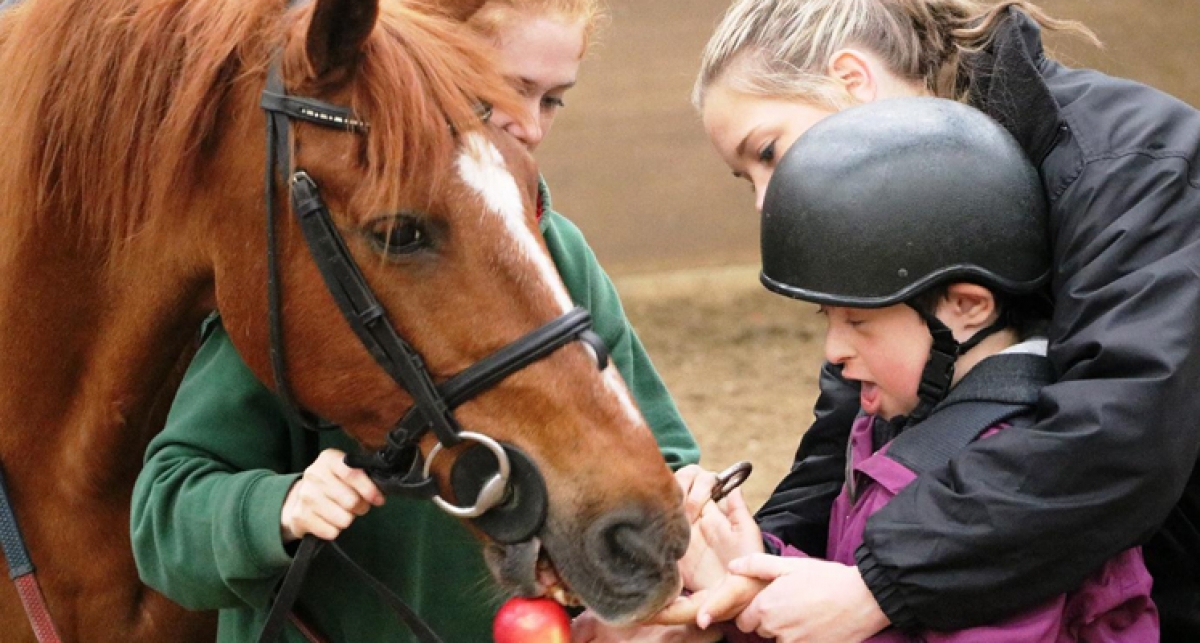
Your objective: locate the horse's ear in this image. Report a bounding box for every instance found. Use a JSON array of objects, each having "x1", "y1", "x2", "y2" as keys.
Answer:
[
  {"x1": 413, "y1": 0, "x2": 489, "y2": 23},
  {"x1": 306, "y1": 0, "x2": 380, "y2": 80}
]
